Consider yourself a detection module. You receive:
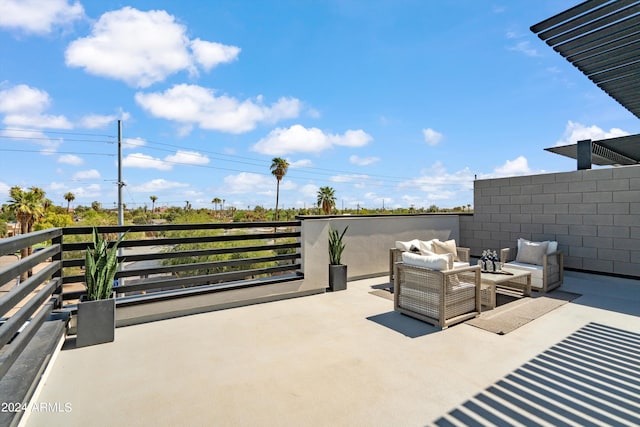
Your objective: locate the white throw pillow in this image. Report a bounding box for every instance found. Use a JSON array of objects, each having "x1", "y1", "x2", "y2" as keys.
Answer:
[
  {"x1": 395, "y1": 239, "x2": 421, "y2": 252},
  {"x1": 516, "y1": 240, "x2": 549, "y2": 266},
  {"x1": 418, "y1": 238, "x2": 439, "y2": 253},
  {"x1": 432, "y1": 239, "x2": 459, "y2": 261},
  {"x1": 401, "y1": 252, "x2": 451, "y2": 271},
  {"x1": 518, "y1": 238, "x2": 557, "y2": 255}
]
